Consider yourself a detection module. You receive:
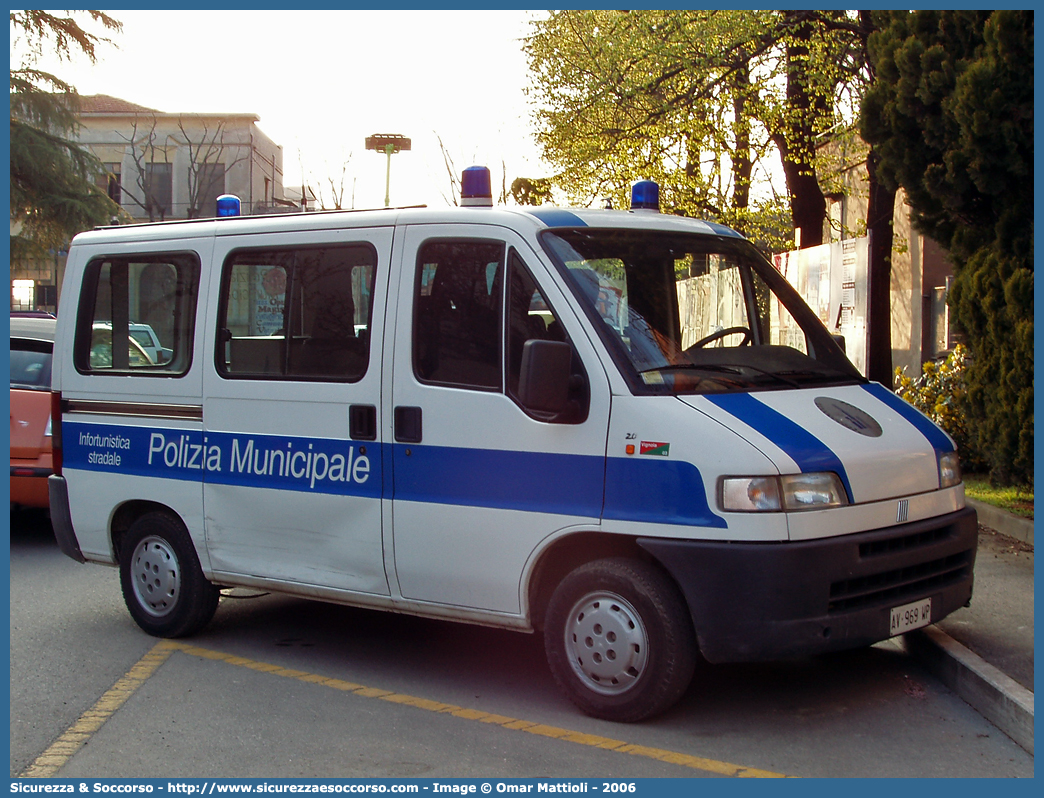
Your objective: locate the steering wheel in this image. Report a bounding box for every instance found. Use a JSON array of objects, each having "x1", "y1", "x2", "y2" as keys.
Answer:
[{"x1": 687, "y1": 326, "x2": 752, "y2": 350}]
